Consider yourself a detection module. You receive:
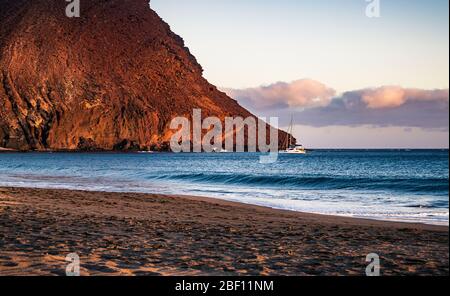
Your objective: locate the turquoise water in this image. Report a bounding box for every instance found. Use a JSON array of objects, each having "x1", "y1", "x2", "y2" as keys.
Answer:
[{"x1": 0, "y1": 150, "x2": 448, "y2": 225}]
